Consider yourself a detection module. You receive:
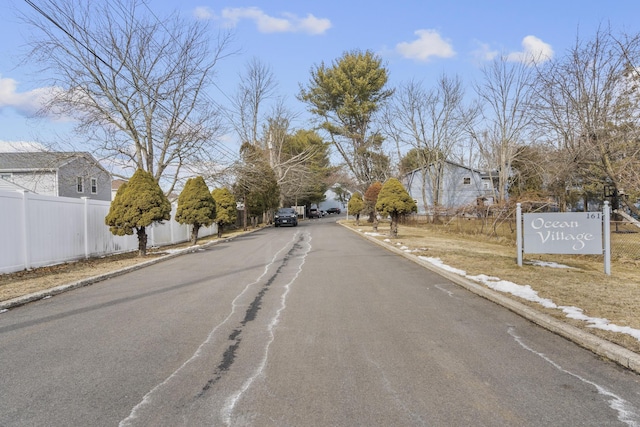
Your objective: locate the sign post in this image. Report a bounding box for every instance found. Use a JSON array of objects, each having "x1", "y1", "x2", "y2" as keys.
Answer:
[
  {"x1": 516, "y1": 203, "x2": 523, "y2": 267},
  {"x1": 603, "y1": 201, "x2": 611, "y2": 275}
]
